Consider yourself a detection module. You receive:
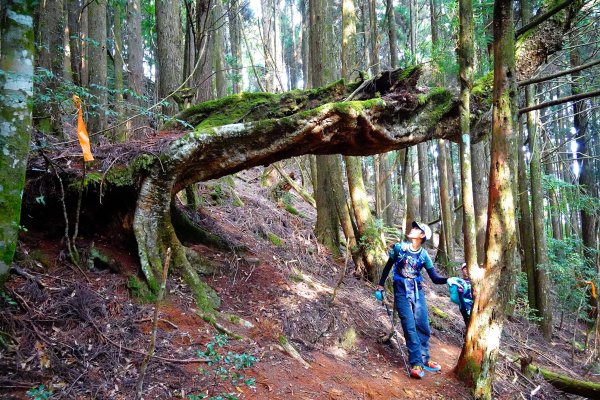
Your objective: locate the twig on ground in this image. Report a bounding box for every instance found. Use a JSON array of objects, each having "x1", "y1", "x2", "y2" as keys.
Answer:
[{"x1": 135, "y1": 247, "x2": 172, "y2": 400}]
